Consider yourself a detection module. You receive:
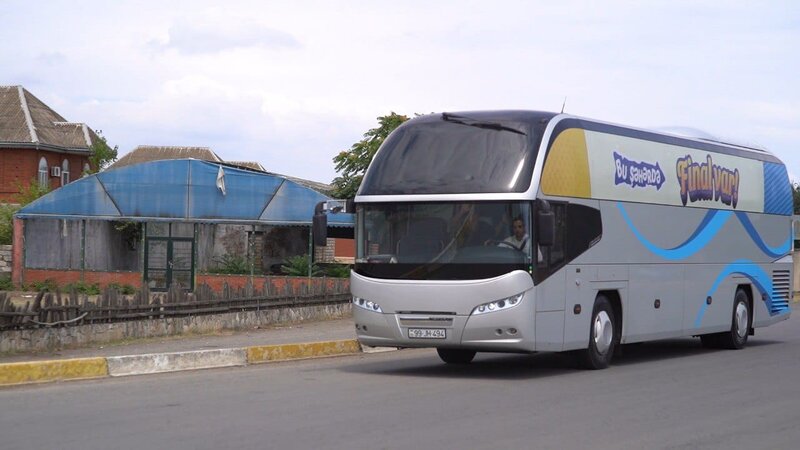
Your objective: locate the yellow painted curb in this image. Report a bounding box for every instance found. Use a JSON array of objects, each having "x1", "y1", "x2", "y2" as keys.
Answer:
[
  {"x1": 247, "y1": 339, "x2": 362, "y2": 364},
  {"x1": 0, "y1": 357, "x2": 108, "y2": 386}
]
